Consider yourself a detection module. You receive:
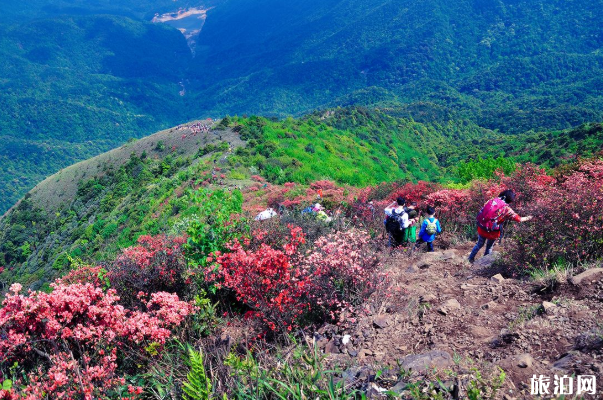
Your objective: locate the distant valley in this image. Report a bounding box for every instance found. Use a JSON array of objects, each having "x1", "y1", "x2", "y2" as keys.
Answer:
[
  {"x1": 152, "y1": 7, "x2": 209, "y2": 52},
  {"x1": 0, "y1": 0, "x2": 602, "y2": 213}
]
